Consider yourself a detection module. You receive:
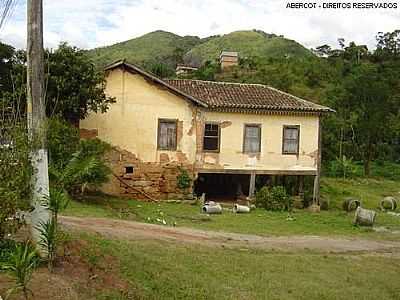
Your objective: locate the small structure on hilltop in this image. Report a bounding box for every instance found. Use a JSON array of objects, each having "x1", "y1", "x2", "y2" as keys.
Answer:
[
  {"x1": 175, "y1": 64, "x2": 198, "y2": 76},
  {"x1": 219, "y1": 51, "x2": 239, "y2": 70}
]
